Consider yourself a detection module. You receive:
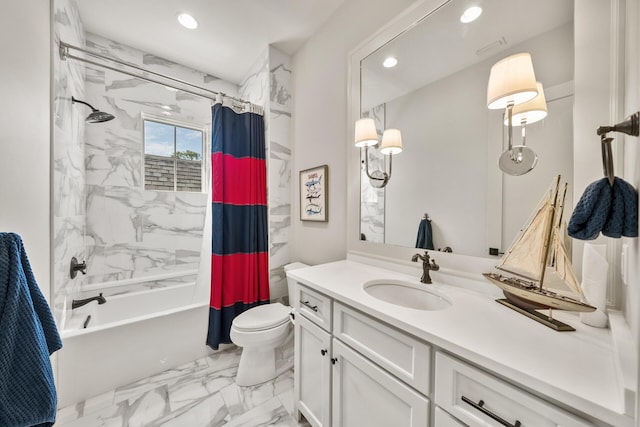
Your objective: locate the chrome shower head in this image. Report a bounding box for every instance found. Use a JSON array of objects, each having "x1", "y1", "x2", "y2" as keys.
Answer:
[{"x1": 72, "y1": 96, "x2": 115, "y2": 123}]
